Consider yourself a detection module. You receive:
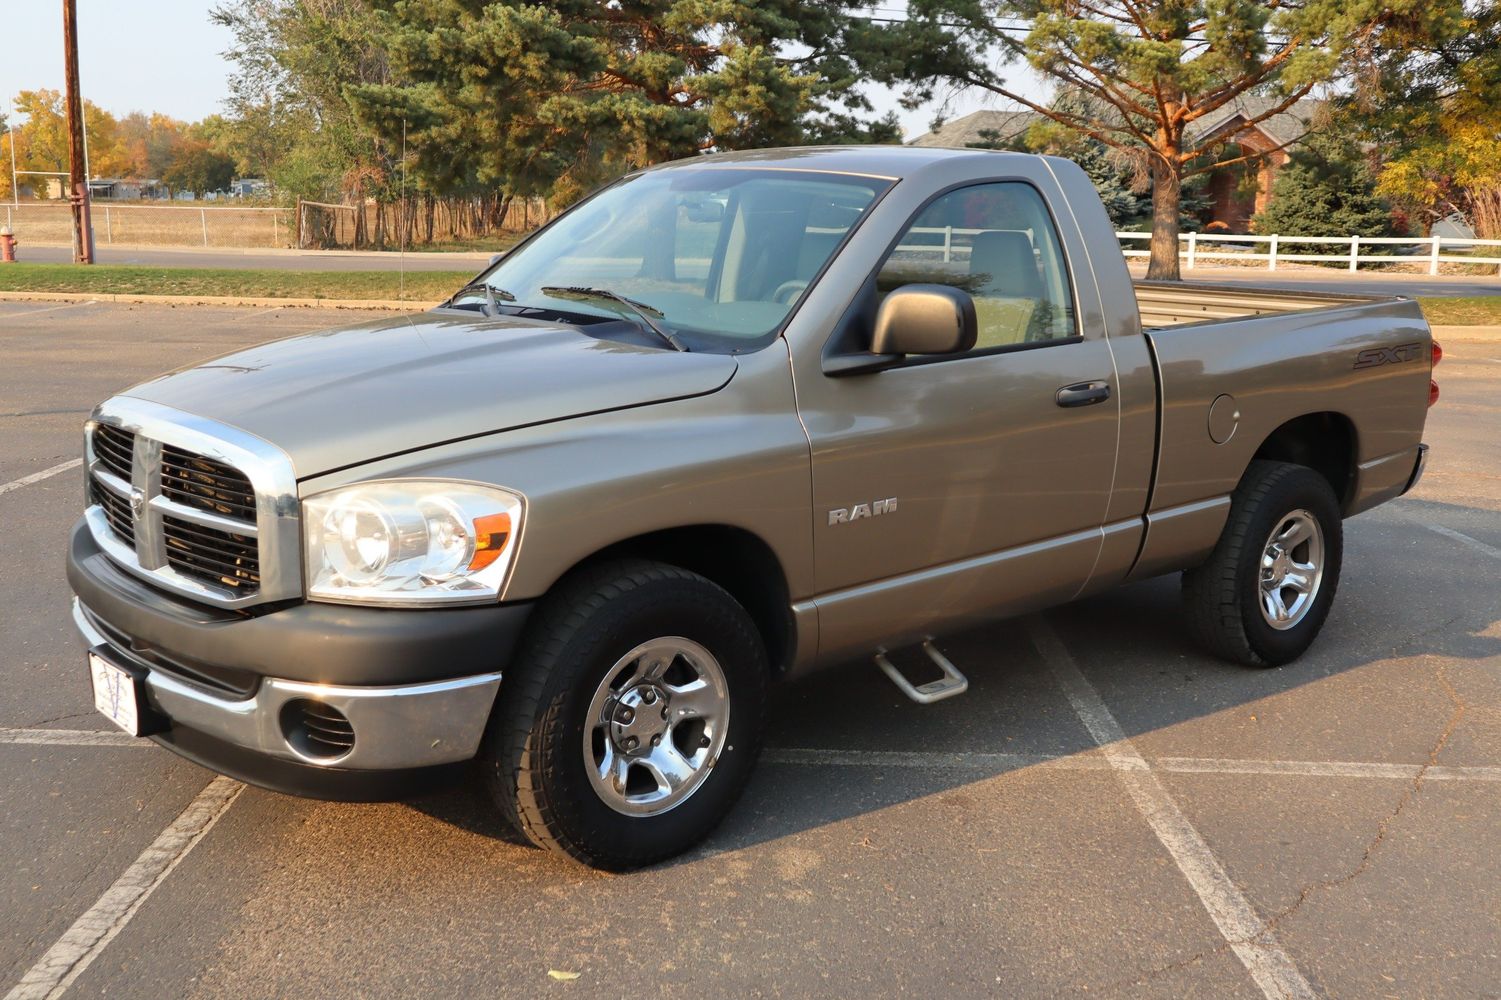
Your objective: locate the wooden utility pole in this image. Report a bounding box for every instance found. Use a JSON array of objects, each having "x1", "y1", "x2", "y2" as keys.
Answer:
[{"x1": 63, "y1": 0, "x2": 94, "y2": 263}]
